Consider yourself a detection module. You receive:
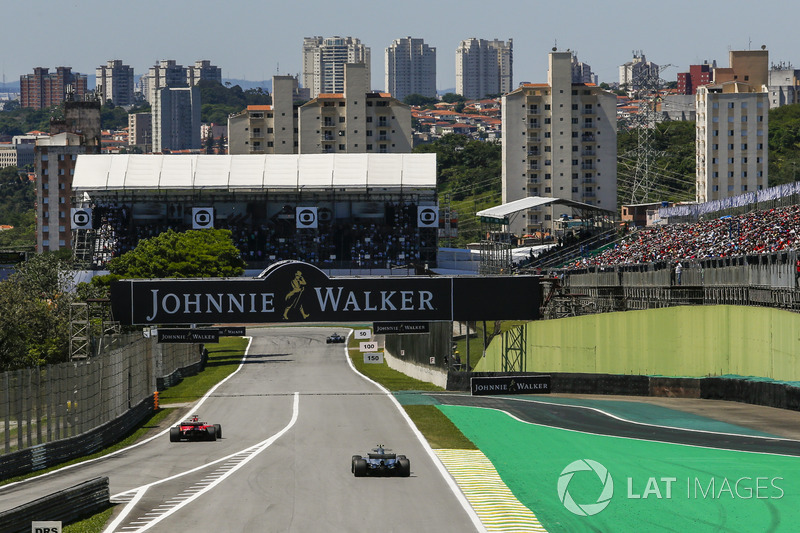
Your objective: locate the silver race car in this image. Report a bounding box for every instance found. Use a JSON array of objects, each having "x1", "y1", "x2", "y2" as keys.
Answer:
[{"x1": 352, "y1": 445, "x2": 410, "y2": 477}]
